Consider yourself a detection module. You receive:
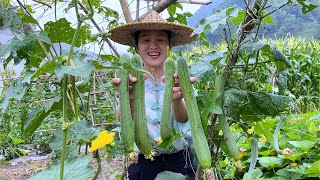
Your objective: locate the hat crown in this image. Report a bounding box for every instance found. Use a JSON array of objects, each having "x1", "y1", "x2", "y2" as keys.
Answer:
[{"x1": 141, "y1": 10, "x2": 165, "y2": 22}]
